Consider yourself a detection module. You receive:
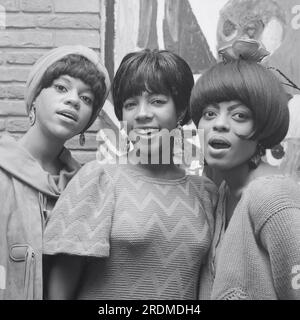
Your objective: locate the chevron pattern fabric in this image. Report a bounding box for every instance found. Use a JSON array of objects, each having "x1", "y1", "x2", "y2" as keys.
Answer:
[{"x1": 44, "y1": 161, "x2": 217, "y2": 299}]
